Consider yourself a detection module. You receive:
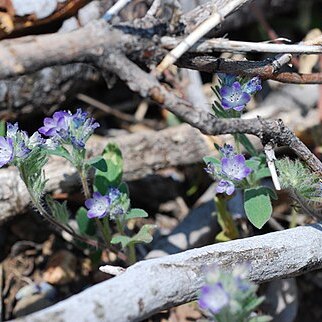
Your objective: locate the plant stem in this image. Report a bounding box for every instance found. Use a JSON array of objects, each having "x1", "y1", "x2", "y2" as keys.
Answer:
[
  {"x1": 78, "y1": 167, "x2": 91, "y2": 200},
  {"x1": 127, "y1": 243, "x2": 136, "y2": 265},
  {"x1": 214, "y1": 195, "x2": 239, "y2": 241}
]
